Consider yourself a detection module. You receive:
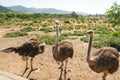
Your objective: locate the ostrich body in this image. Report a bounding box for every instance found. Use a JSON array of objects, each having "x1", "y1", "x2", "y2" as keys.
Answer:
[
  {"x1": 52, "y1": 20, "x2": 74, "y2": 80},
  {"x1": 86, "y1": 30, "x2": 119, "y2": 80},
  {"x1": 52, "y1": 41, "x2": 73, "y2": 62},
  {"x1": 1, "y1": 38, "x2": 46, "y2": 78}
]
